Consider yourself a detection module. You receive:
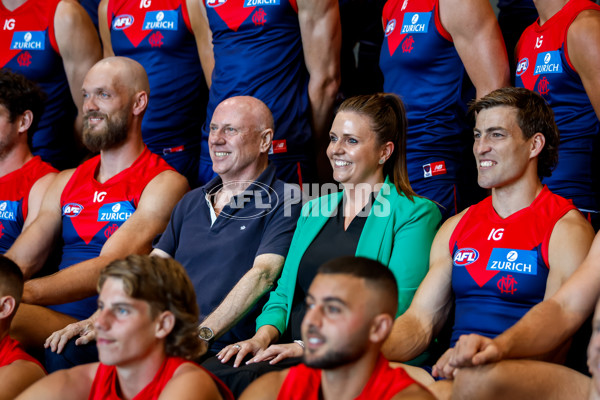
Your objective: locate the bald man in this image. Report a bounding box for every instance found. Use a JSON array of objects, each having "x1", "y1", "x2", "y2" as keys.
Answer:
[
  {"x1": 5, "y1": 57, "x2": 189, "y2": 351},
  {"x1": 46, "y1": 96, "x2": 302, "y2": 373}
]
